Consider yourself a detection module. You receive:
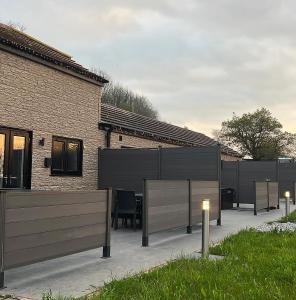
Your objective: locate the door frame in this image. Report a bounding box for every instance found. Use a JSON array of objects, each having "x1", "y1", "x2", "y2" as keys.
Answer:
[{"x1": 0, "y1": 126, "x2": 32, "y2": 189}]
